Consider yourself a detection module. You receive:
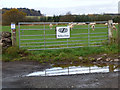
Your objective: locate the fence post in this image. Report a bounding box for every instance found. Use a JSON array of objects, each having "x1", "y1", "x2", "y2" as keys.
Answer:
[
  {"x1": 11, "y1": 22, "x2": 16, "y2": 46},
  {"x1": 18, "y1": 23, "x2": 20, "y2": 48},
  {"x1": 88, "y1": 24, "x2": 90, "y2": 46},
  {"x1": 44, "y1": 24, "x2": 46, "y2": 50},
  {"x1": 108, "y1": 20, "x2": 113, "y2": 43}
]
